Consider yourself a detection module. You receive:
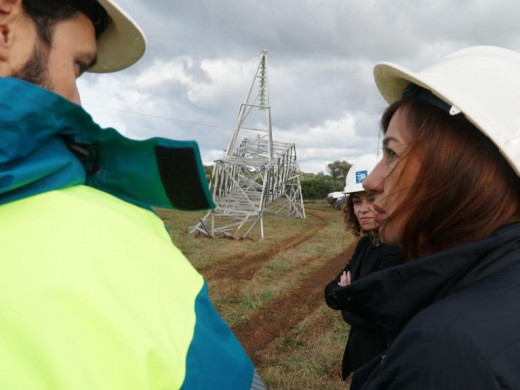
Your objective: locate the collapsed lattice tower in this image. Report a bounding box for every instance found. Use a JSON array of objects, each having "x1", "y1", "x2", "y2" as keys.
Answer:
[{"x1": 191, "y1": 50, "x2": 305, "y2": 239}]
